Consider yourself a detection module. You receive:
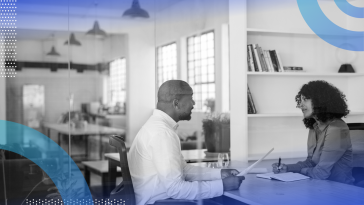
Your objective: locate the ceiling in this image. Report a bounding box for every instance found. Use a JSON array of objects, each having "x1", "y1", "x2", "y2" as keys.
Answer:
[{"x1": 17, "y1": 0, "x2": 186, "y2": 19}]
